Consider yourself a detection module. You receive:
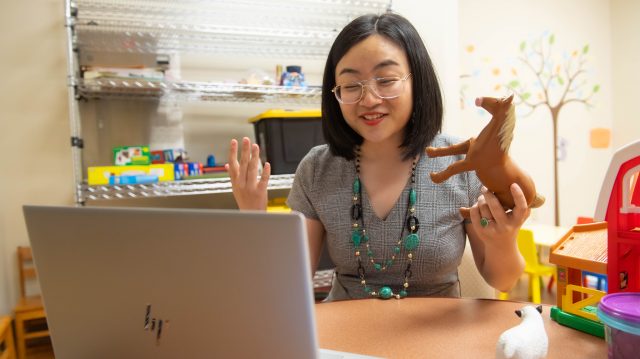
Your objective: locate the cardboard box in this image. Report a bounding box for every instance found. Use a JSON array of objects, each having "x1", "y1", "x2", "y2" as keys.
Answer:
[
  {"x1": 87, "y1": 163, "x2": 175, "y2": 185},
  {"x1": 113, "y1": 145, "x2": 151, "y2": 166}
]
